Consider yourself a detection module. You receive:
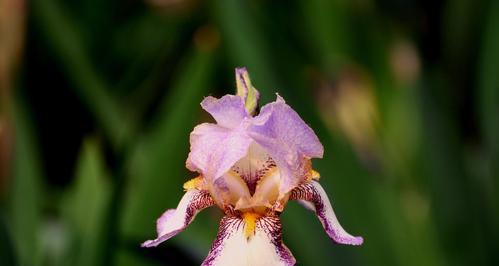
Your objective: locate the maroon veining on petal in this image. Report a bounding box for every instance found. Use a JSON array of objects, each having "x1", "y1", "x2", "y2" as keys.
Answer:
[
  {"x1": 257, "y1": 216, "x2": 296, "y2": 265},
  {"x1": 202, "y1": 215, "x2": 296, "y2": 266},
  {"x1": 232, "y1": 156, "x2": 277, "y2": 195},
  {"x1": 142, "y1": 190, "x2": 215, "y2": 248},
  {"x1": 290, "y1": 181, "x2": 363, "y2": 246},
  {"x1": 202, "y1": 216, "x2": 244, "y2": 266}
]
